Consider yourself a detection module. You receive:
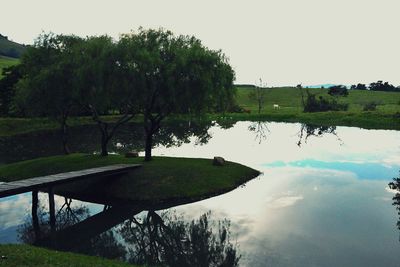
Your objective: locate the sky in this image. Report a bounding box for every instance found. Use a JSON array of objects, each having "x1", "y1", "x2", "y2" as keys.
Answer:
[{"x1": 2, "y1": 0, "x2": 400, "y2": 86}]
